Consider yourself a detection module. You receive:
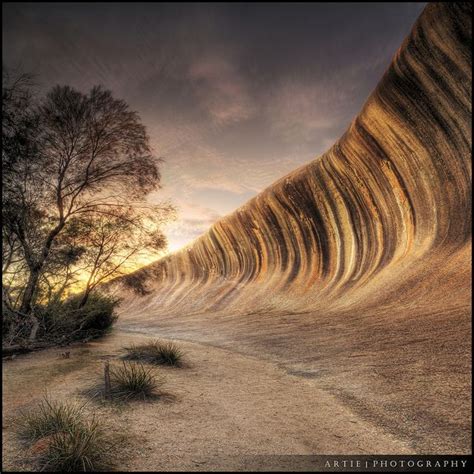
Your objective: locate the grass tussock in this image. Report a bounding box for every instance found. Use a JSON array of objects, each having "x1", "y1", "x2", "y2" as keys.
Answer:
[
  {"x1": 122, "y1": 340, "x2": 184, "y2": 367},
  {"x1": 108, "y1": 361, "x2": 165, "y2": 401},
  {"x1": 39, "y1": 420, "x2": 110, "y2": 472},
  {"x1": 84, "y1": 361, "x2": 166, "y2": 402},
  {"x1": 16, "y1": 397, "x2": 114, "y2": 472},
  {"x1": 16, "y1": 398, "x2": 86, "y2": 442}
]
